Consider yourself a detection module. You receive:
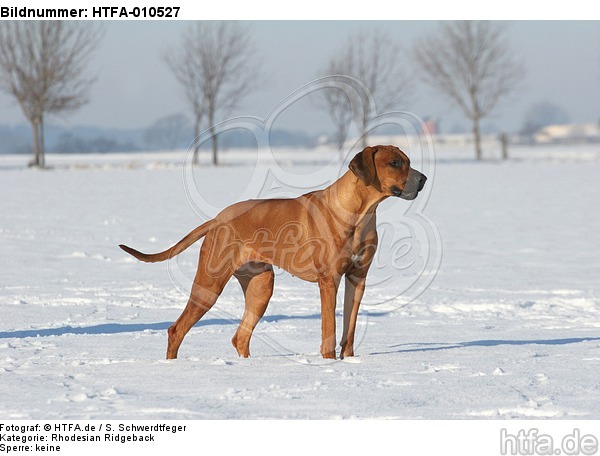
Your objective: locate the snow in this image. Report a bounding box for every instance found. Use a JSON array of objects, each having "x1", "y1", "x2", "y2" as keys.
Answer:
[{"x1": 1, "y1": 144, "x2": 599, "y2": 419}]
